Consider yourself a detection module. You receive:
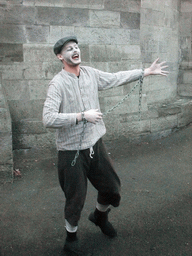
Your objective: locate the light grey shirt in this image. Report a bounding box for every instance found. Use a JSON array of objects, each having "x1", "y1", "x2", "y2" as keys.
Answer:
[{"x1": 43, "y1": 66, "x2": 143, "y2": 151}]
